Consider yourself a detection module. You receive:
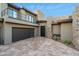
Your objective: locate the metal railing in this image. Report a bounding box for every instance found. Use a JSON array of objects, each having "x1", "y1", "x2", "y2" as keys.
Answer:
[
  {"x1": 1, "y1": 8, "x2": 37, "y2": 24},
  {"x1": 1, "y1": 8, "x2": 8, "y2": 17}
]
